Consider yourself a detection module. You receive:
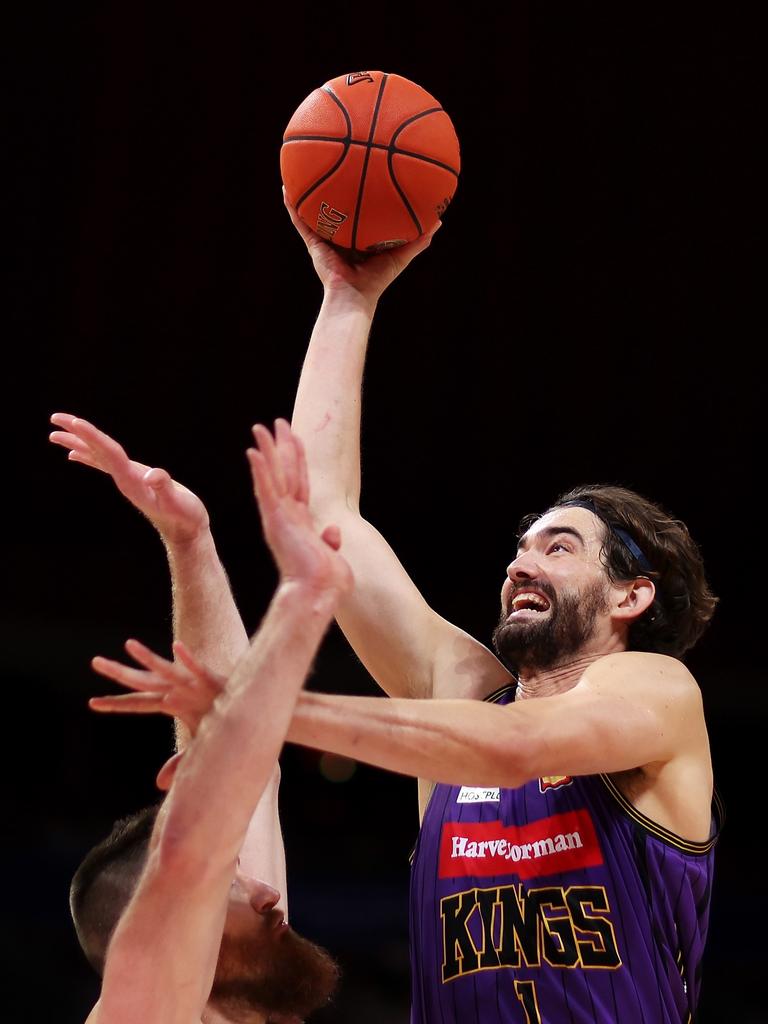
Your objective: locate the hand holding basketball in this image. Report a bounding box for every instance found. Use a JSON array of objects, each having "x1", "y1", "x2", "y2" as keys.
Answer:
[{"x1": 283, "y1": 188, "x2": 441, "y2": 302}]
